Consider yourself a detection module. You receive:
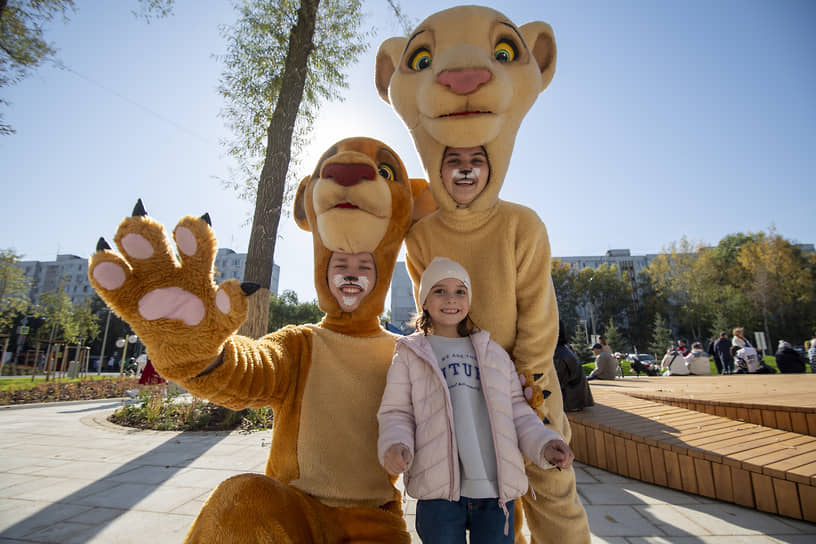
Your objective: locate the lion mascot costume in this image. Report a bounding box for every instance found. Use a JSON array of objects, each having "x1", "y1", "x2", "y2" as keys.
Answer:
[
  {"x1": 88, "y1": 137, "x2": 426, "y2": 543},
  {"x1": 375, "y1": 6, "x2": 591, "y2": 543}
]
